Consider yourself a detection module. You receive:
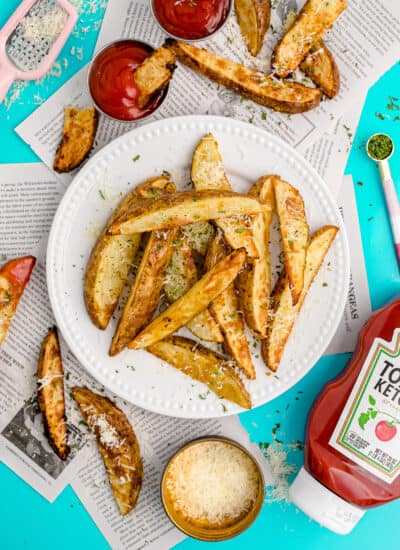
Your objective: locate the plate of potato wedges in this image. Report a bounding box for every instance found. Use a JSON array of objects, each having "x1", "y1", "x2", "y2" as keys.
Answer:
[{"x1": 47, "y1": 115, "x2": 349, "y2": 418}]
